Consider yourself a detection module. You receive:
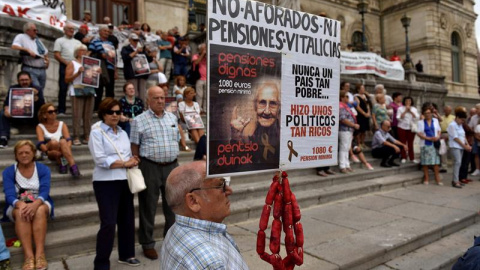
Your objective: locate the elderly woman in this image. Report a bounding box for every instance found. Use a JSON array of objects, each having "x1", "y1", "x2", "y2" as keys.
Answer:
[
  {"x1": 3, "y1": 140, "x2": 54, "y2": 270},
  {"x1": 417, "y1": 106, "x2": 442, "y2": 185},
  {"x1": 372, "y1": 93, "x2": 391, "y2": 131},
  {"x1": 448, "y1": 108, "x2": 471, "y2": 188},
  {"x1": 65, "y1": 44, "x2": 95, "y2": 146},
  {"x1": 397, "y1": 96, "x2": 419, "y2": 163},
  {"x1": 36, "y1": 103, "x2": 80, "y2": 177},
  {"x1": 178, "y1": 87, "x2": 205, "y2": 144},
  {"x1": 118, "y1": 82, "x2": 144, "y2": 137},
  {"x1": 88, "y1": 98, "x2": 140, "y2": 269}
]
